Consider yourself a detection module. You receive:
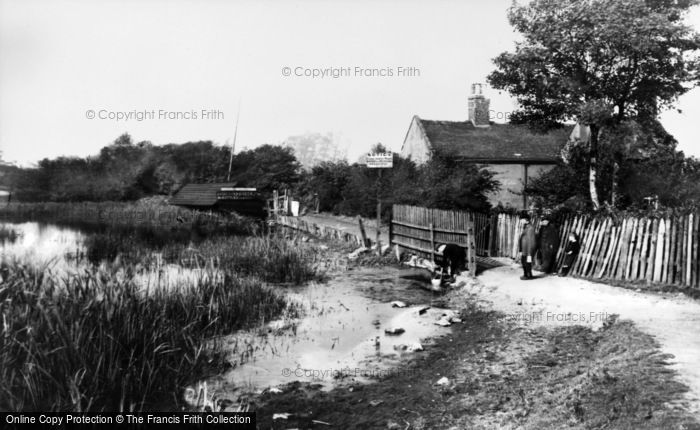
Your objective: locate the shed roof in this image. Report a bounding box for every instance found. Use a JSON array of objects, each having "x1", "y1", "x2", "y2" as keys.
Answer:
[
  {"x1": 170, "y1": 182, "x2": 239, "y2": 207},
  {"x1": 416, "y1": 117, "x2": 569, "y2": 163}
]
